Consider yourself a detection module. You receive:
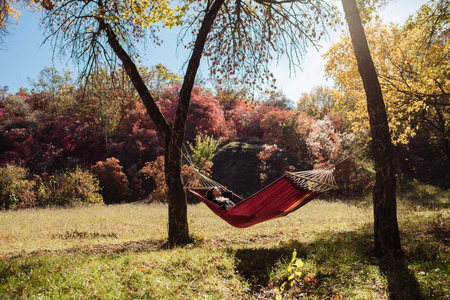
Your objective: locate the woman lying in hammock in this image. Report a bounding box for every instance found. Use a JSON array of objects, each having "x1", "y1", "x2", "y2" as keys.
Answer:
[{"x1": 205, "y1": 187, "x2": 237, "y2": 211}]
